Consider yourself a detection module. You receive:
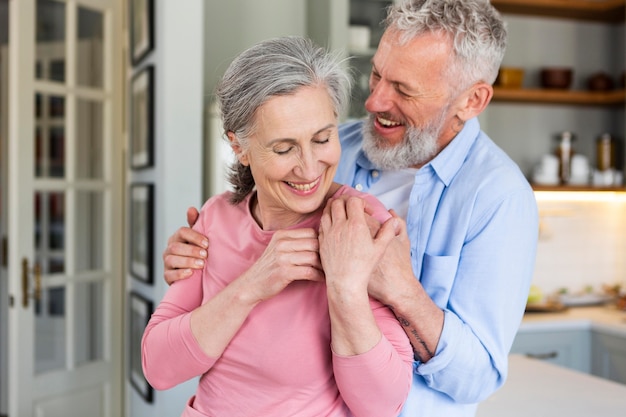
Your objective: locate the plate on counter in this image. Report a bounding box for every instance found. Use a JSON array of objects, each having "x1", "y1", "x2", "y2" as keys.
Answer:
[
  {"x1": 558, "y1": 293, "x2": 613, "y2": 307},
  {"x1": 525, "y1": 300, "x2": 568, "y2": 313}
]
